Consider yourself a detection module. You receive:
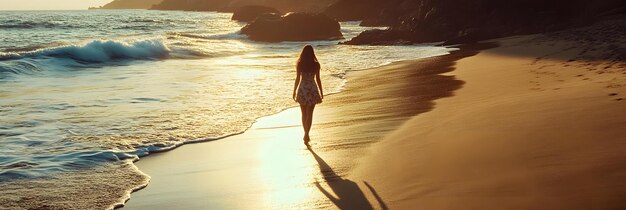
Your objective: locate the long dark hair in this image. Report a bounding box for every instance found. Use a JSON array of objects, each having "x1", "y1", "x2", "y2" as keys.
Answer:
[{"x1": 297, "y1": 45, "x2": 319, "y2": 73}]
